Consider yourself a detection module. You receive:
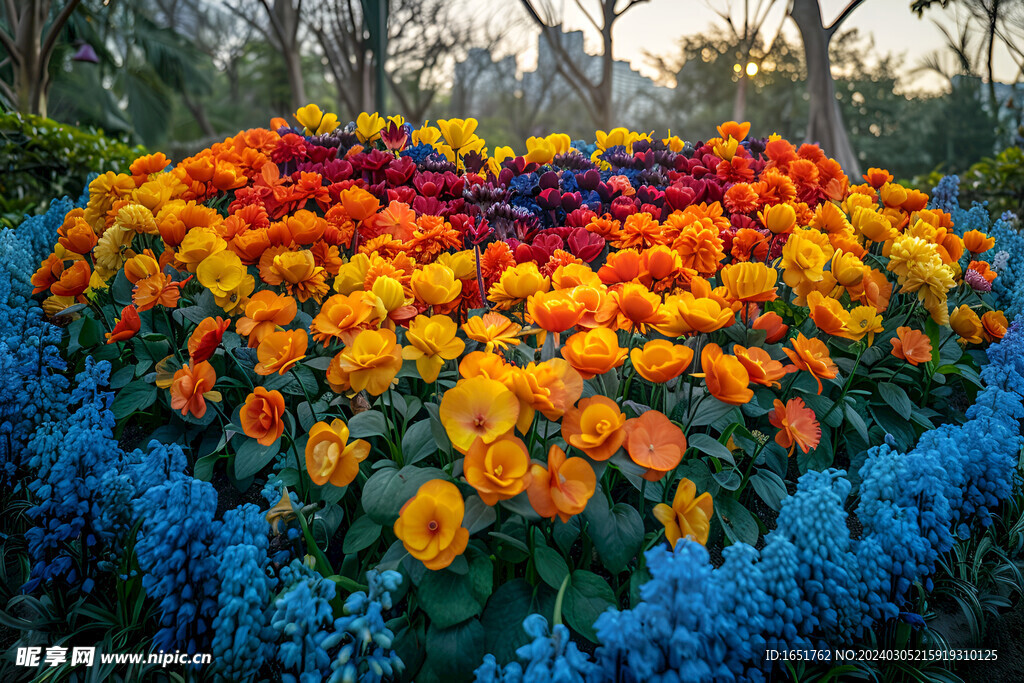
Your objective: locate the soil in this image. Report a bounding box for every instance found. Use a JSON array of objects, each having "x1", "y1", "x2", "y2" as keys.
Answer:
[{"x1": 953, "y1": 597, "x2": 1024, "y2": 683}]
